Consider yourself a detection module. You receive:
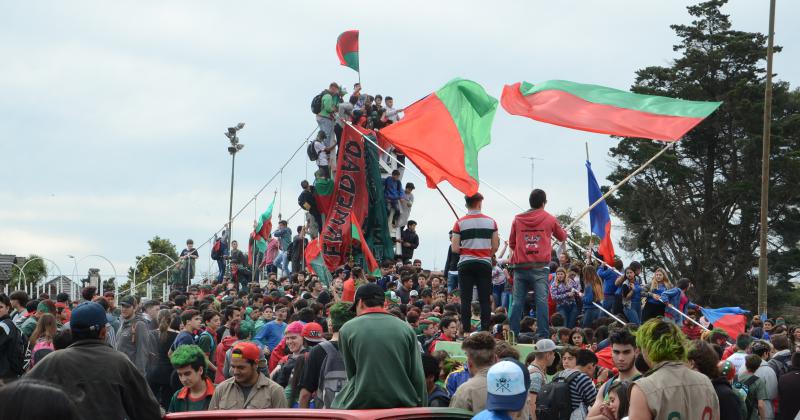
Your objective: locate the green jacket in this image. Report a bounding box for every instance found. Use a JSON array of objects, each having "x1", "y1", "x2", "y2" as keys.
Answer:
[
  {"x1": 332, "y1": 310, "x2": 426, "y2": 409},
  {"x1": 319, "y1": 93, "x2": 339, "y2": 118}
]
